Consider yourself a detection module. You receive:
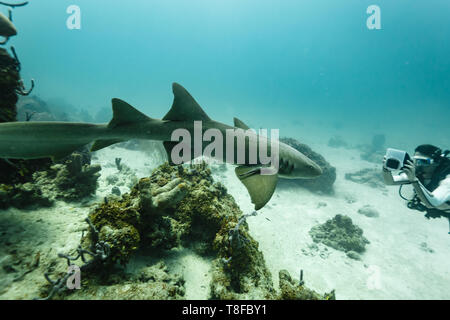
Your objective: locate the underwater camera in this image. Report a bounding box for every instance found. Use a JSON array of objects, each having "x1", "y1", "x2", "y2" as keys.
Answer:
[{"x1": 384, "y1": 148, "x2": 411, "y2": 171}]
